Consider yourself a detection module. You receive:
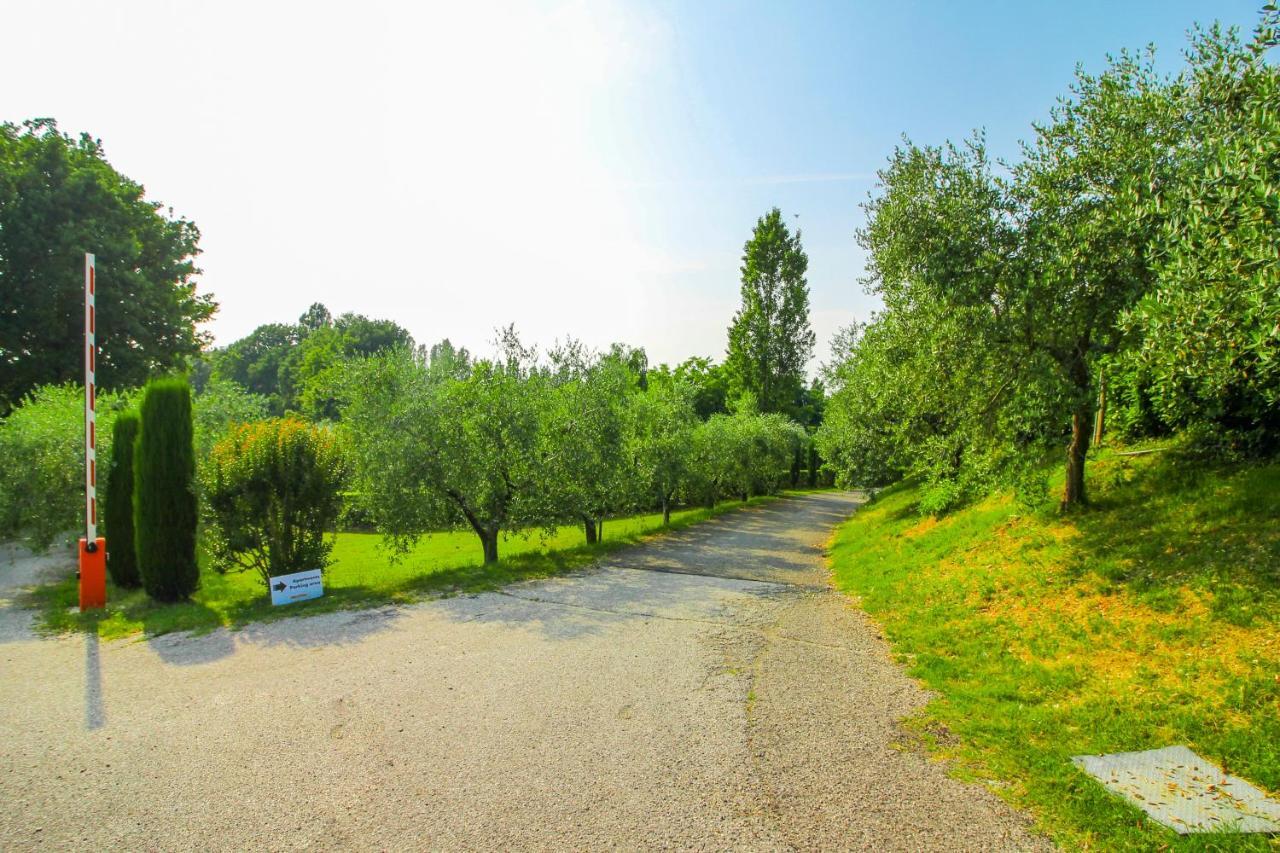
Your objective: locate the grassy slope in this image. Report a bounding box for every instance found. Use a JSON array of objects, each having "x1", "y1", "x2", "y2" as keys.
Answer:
[
  {"x1": 31, "y1": 496, "x2": 798, "y2": 639},
  {"x1": 827, "y1": 446, "x2": 1280, "y2": 850}
]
